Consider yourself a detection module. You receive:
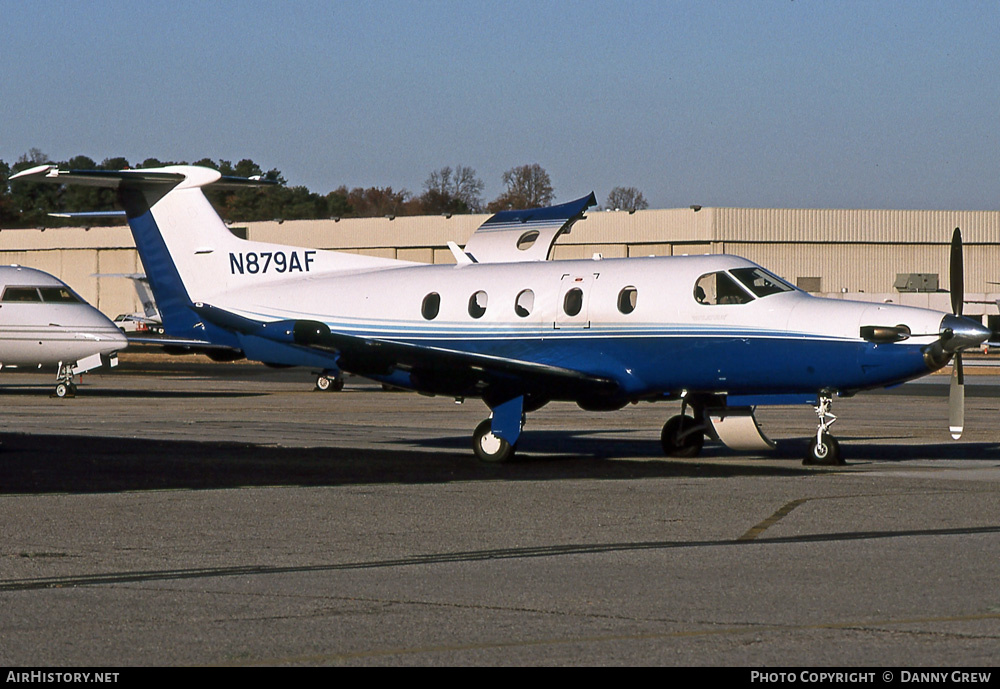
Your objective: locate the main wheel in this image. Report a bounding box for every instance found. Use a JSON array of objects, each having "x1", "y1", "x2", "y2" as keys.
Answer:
[
  {"x1": 661, "y1": 415, "x2": 704, "y2": 457},
  {"x1": 472, "y1": 419, "x2": 516, "y2": 463},
  {"x1": 54, "y1": 382, "x2": 69, "y2": 398},
  {"x1": 805, "y1": 432, "x2": 843, "y2": 466},
  {"x1": 315, "y1": 375, "x2": 343, "y2": 392}
]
